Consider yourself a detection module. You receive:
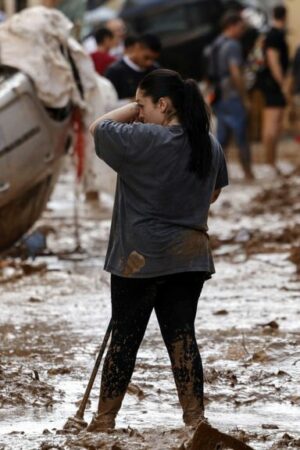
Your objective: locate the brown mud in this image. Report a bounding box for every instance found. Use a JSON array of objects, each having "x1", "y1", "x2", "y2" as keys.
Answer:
[
  {"x1": 0, "y1": 144, "x2": 300, "y2": 449},
  {"x1": 123, "y1": 251, "x2": 146, "y2": 277}
]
